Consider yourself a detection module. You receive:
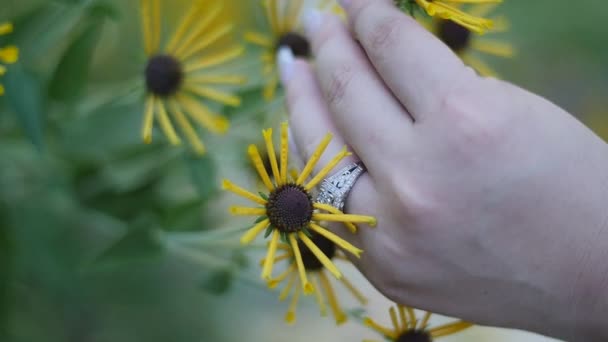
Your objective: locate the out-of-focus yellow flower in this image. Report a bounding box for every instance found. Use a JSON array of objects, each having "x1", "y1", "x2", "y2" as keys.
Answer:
[
  {"x1": 425, "y1": 4, "x2": 514, "y2": 77},
  {"x1": 265, "y1": 234, "x2": 367, "y2": 325},
  {"x1": 0, "y1": 23, "x2": 19, "y2": 95},
  {"x1": 140, "y1": 0, "x2": 246, "y2": 154},
  {"x1": 223, "y1": 122, "x2": 376, "y2": 295},
  {"x1": 400, "y1": 0, "x2": 500, "y2": 33},
  {"x1": 363, "y1": 304, "x2": 473, "y2": 342},
  {"x1": 245, "y1": 0, "x2": 343, "y2": 101}
]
